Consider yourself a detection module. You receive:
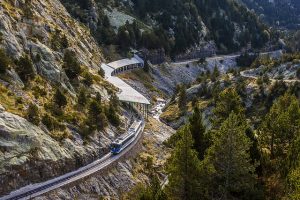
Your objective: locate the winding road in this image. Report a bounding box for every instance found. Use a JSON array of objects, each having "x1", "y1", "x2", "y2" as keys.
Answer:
[
  {"x1": 240, "y1": 70, "x2": 299, "y2": 83},
  {"x1": 1, "y1": 108, "x2": 145, "y2": 200}
]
